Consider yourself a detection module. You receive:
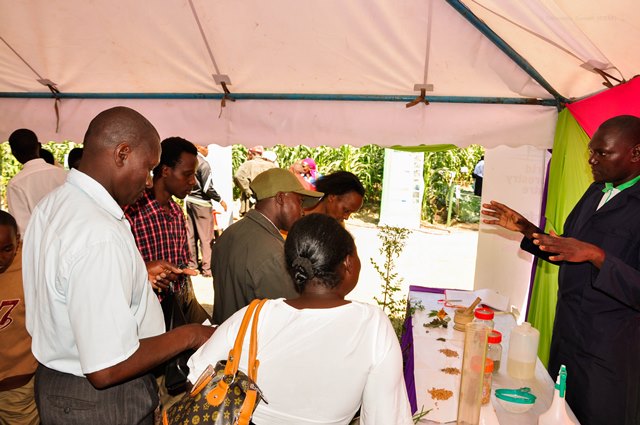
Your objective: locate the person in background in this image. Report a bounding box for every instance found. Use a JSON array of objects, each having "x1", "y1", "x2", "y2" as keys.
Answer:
[
  {"x1": 262, "y1": 150, "x2": 278, "y2": 167},
  {"x1": 125, "y1": 136, "x2": 210, "y2": 410},
  {"x1": 305, "y1": 171, "x2": 365, "y2": 224},
  {"x1": 185, "y1": 144, "x2": 227, "y2": 278},
  {"x1": 6, "y1": 128, "x2": 67, "y2": 235},
  {"x1": 67, "y1": 147, "x2": 83, "y2": 169},
  {"x1": 22, "y1": 106, "x2": 214, "y2": 424},
  {"x1": 0, "y1": 211, "x2": 38, "y2": 425},
  {"x1": 234, "y1": 146, "x2": 277, "y2": 216},
  {"x1": 189, "y1": 214, "x2": 413, "y2": 424},
  {"x1": 125, "y1": 136, "x2": 209, "y2": 323},
  {"x1": 289, "y1": 160, "x2": 314, "y2": 191},
  {"x1": 301, "y1": 157, "x2": 321, "y2": 189},
  {"x1": 39, "y1": 148, "x2": 56, "y2": 166},
  {"x1": 472, "y1": 156, "x2": 484, "y2": 197},
  {"x1": 211, "y1": 168, "x2": 322, "y2": 324},
  {"x1": 482, "y1": 115, "x2": 640, "y2": 425}
]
